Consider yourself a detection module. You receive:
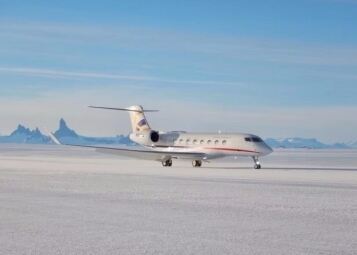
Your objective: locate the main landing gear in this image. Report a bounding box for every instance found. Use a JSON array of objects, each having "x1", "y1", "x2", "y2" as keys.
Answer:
[
  {"x1": 192, "y1": 160, "x2": 202, "y2": 167},
  {"x1": 161, "y1": 159, "x2": 203, "y2": 168},
  {"x1": 252, "y1": 156, "x2": 261, "y2": 169},
  {"x1": 162, "y1": 159, "x2": 172, "y2": 167}
]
